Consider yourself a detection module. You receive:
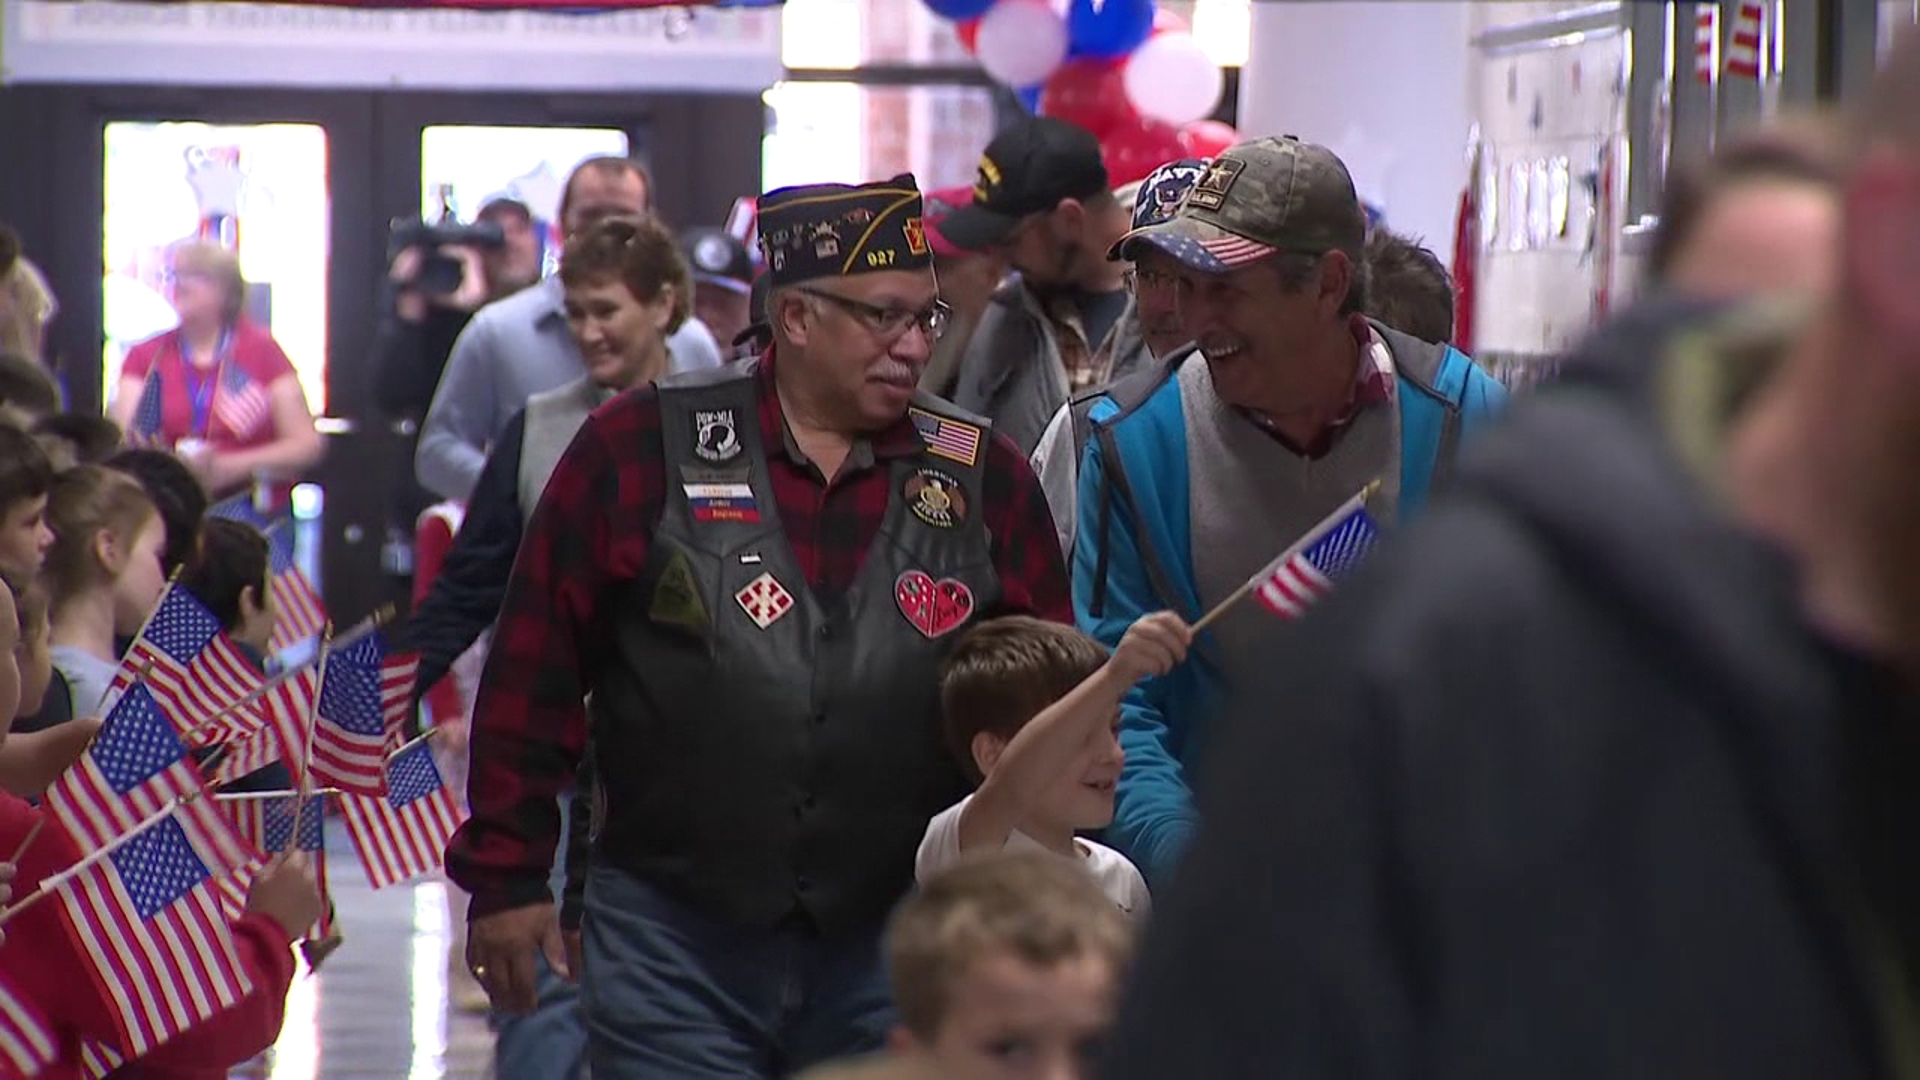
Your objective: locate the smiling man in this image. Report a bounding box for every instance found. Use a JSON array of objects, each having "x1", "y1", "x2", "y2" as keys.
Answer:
[
  {"x1": 448, "y1": 174, "x2": 1070, "y2": 1079},
  {"x1": 1071, "y1": 136, "x2": 1507, "y2": 886}
]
